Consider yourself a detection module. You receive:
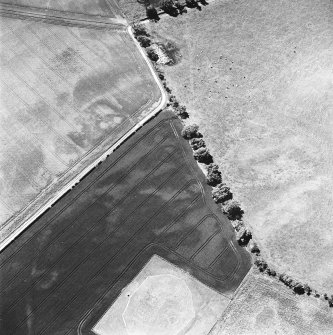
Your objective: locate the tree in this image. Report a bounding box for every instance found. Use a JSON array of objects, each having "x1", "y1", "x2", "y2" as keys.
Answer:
[
  {"x1": 328, "y1": 296, "x2": 333, "y2": 307},
  {"x1": 284, "y1": 277, "x2": 293, "y2": 287},
  {"x1": 237, "y1": 228, "x2": 252, "y2": 246},
  {"x1": 303, "y1": 283, "x2": 311, "y2": 295},
  {"x1": 250, "y1": 242, "x2": 260, "y2": 255},
  {"x1": 165, "y1": 85, "x2": 172, "y2": 93},
  {"x1": 189, "y1": 138, "x2": 205, "y2": 150},
  {"x1": 279, "y1": 273, "x2": 287, "y2": 282},
  {"x1": 161, "y1": 0, "x2": 179, "y2": 16},
  {"x1": 279, "y1": 273, "x2": 295, "y2": 286},
  {"x1": 254, "y1": 259, "x2": 262, "y2": 267},
  {"x1": 175, "y1": 105, "x2": 188, "y2": 119},
  {"x1": 293, "y1": 283, "x2": 305, "y2": 295},
  {"x1": 211, "y1": 183, "x2": 232, "y2": 203},
  {"x1": 193, "y1": 147, "x2": 212, "y2": 163},
  {"x1": 146, "y1": 5, "x2": 159, "y2": 21},
  {"x1": 169, "y1": 95, "x2": 179, "y2": 107},
  {"x1": 198, "y1": 0, "x2": 208, "y2": 5},
  {"x1": 267, "y1": 268, "x2": 276, "y2": 276},
  {"x1": 223, "y1": 200, "x2": 244, "y2": 220},
  {"x1": 186, "y1": 0, "x2": 198, "y2": 8},
  {"x1": 175, "y1": 0, "x2": 187, "y2": 14},
  {"x1": 156, "y1": 68, "x2": 165, "y2": 81},
  {"x1": 254, "y1": 258, "x2": 267, "y2": 272},
  {"x1": 133, "y1": 24, "x2": 149, "y2": 37},
  {"x1": 206, "y1": 163, "x2": 222, "y2": 186},
  {"x1": 231, "y1": 219, "x2": 243, "y2": 232},
  {"x1": 137, "y1": 35, "x2": 151, "y2": 48},
  {"x1": 147, "y1": 48, "x2": 159, "y2": 62},
  {"x1": 161, "y1": 0, "x2": 174, "y2": 9},
  {"x1": 181, "y1": 124, "x2": 200, "y2": 139}
]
